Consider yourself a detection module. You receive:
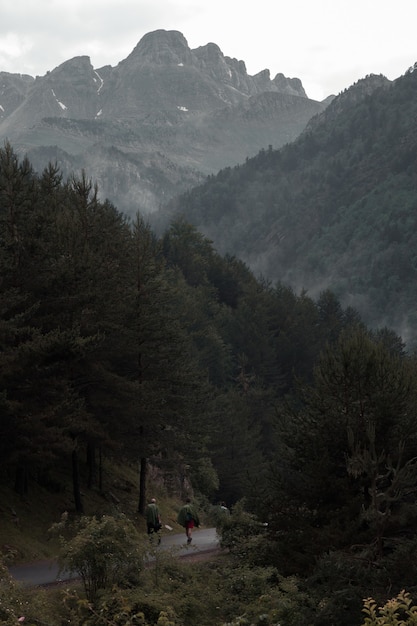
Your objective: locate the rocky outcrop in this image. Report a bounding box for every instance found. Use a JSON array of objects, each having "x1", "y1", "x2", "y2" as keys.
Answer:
[
  {"x1": 127, "y1": 29, "x2": 195, "y2": 66},
  {"x1": 0, "y1": 72, "x2": 34, "y2": 121}
]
